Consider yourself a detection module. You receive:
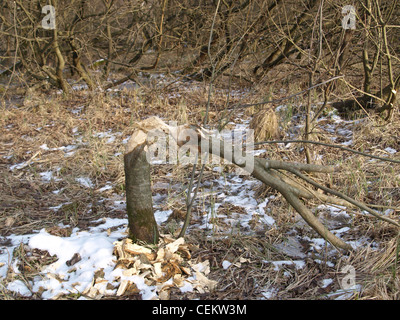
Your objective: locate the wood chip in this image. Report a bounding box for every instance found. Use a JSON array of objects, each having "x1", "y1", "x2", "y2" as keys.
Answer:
[
  {"x1": 112, "y1": 236, "x2": 218, "y2": 298},
  {"x1": 194, "y1": 271, "x2": 217, "y2": 291},
  {"x1": 124, "y1": 242, "x2": 152, "y2": 255},
  {"x1": 165, "y1": 237, "x2": 185, "y2": 254},
  {"x1": 116, "y1": 280, "x2": 129, "y2": 296}
]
